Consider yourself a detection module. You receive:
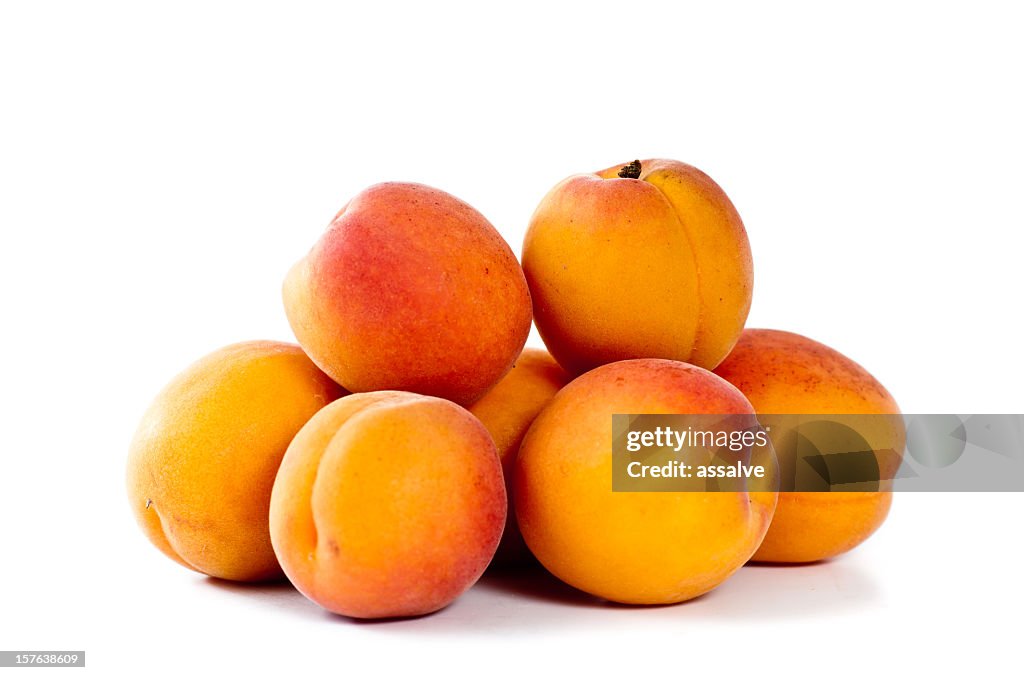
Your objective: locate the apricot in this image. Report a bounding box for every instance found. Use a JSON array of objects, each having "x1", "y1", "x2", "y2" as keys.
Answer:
[
  {"x1": 713, "y1": 329, "x2": 903, "y2": 563},
  {"x1": 468, "y1": 348, "x2": 569, "y2": 566},
  {"x1": 126, "y1": 341, "x2": 345, "y2": 581},
  {"x1": 283, "y1": 182, "x2": 532, "y2": 406},
  {"x1": 522, "y1": 158, "x2": 752, "y2": 375},
  {"x1": 514, "y1": 359, "x2": 776, "y2": 604},
  {"x1": 269, "y1": 391, "x2": 506, "y2": 619}
]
